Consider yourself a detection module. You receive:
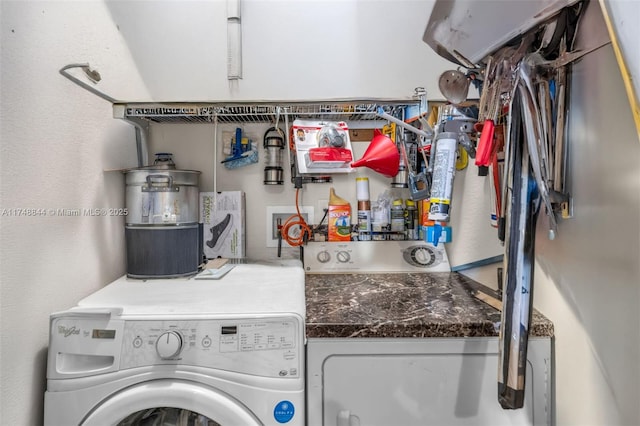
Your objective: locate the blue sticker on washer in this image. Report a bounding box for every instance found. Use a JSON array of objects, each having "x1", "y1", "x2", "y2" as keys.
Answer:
[{"x1": 273, "y1": 400, "x2": 295, "y2": 423}]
